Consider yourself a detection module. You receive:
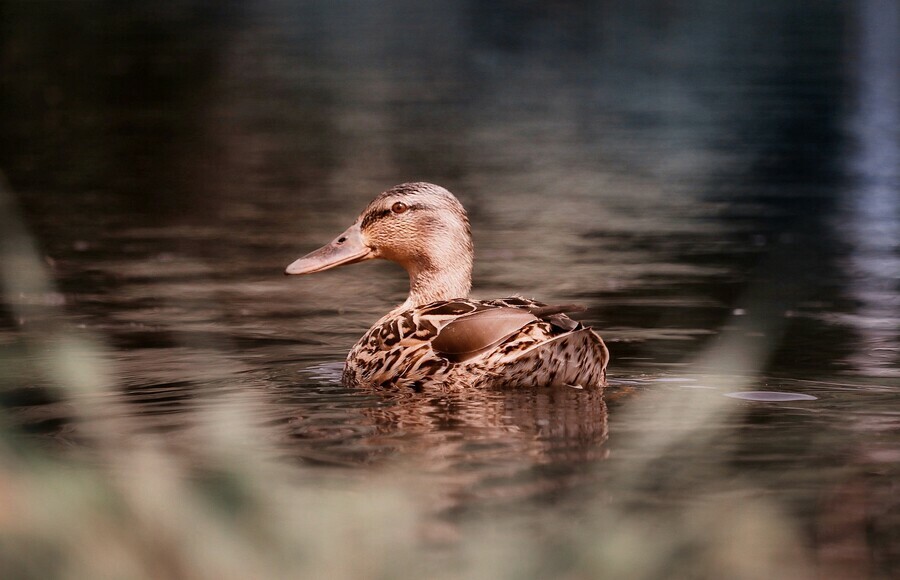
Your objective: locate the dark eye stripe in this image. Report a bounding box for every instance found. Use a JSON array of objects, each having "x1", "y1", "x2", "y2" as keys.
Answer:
[
  {"x1": 360, "y1": 209, "x2": 392, "y2": 230},
  {"x1": 360, "y1": 203, "x2": 424, "y2": 229}
]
